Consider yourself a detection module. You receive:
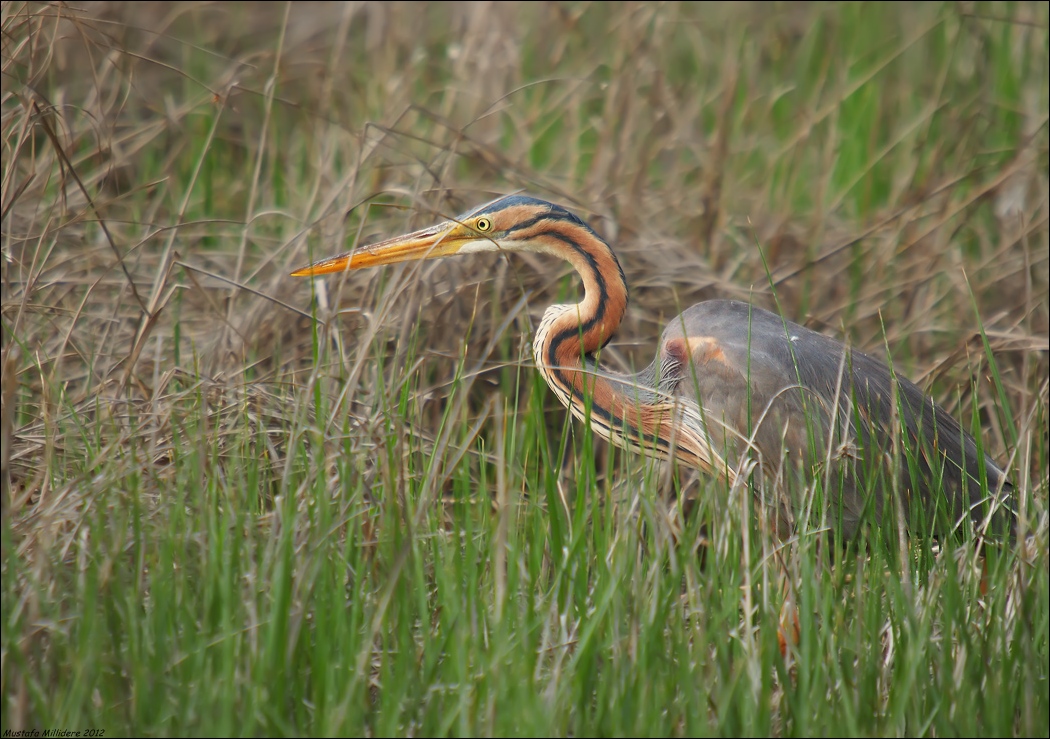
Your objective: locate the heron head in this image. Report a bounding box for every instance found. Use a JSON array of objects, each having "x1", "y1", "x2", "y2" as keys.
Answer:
[{"x1": 290, "y1": 195, "x2": 580, "y2": 276}]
